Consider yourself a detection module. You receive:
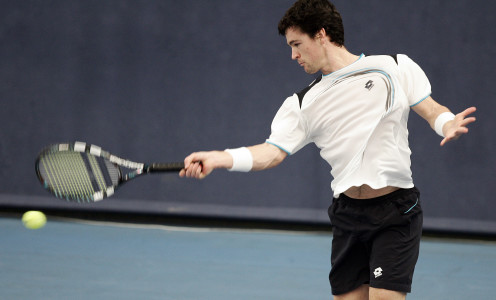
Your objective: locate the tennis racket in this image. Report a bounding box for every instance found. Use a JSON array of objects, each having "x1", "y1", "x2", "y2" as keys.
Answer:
[{"x1": 35, "y1": 142, "x2": 184, "y2": 203}]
